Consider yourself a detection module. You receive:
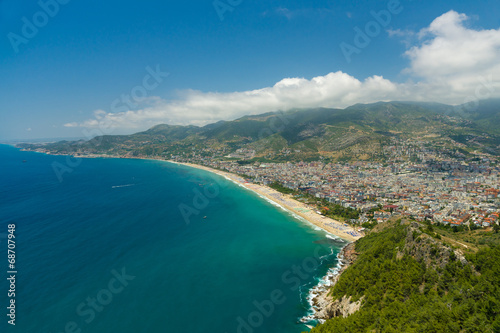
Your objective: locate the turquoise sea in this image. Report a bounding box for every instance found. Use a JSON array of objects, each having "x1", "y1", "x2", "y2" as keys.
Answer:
[{"x1": 0, "y1": 144, "x2": 344, "y2": 333}]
